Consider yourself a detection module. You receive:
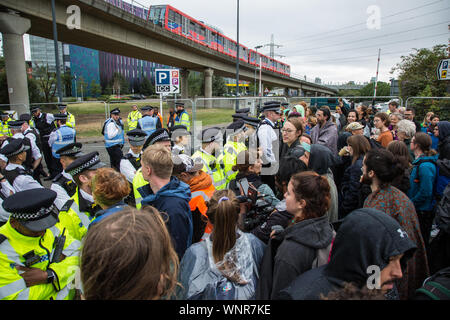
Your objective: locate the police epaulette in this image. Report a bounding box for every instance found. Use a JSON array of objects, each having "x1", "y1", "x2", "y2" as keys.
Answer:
[
  {"x1": 52, "y1": 173, "x2": 63, "y2": 183},
  {"x1": 60, "y1": 199, "x2": 75, "y2": 212},
  {"x1": 0, "y1": 234, "x2": 6, "y2": 245}
]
